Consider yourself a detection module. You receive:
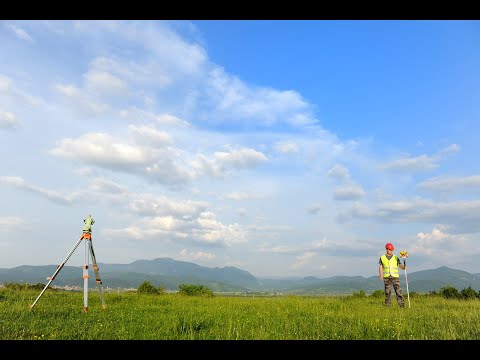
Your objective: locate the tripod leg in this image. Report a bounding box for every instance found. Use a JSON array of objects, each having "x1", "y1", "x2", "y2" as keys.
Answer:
[
  {"x1": 88, "y1": 236, "x2": 106, "y2": 310},
  {"x1": 30, "y1": 235, "x2": 85, "y2": 310},
  {"x1": 83, "y1": 238, "x2": 89, "y2": 313}
]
